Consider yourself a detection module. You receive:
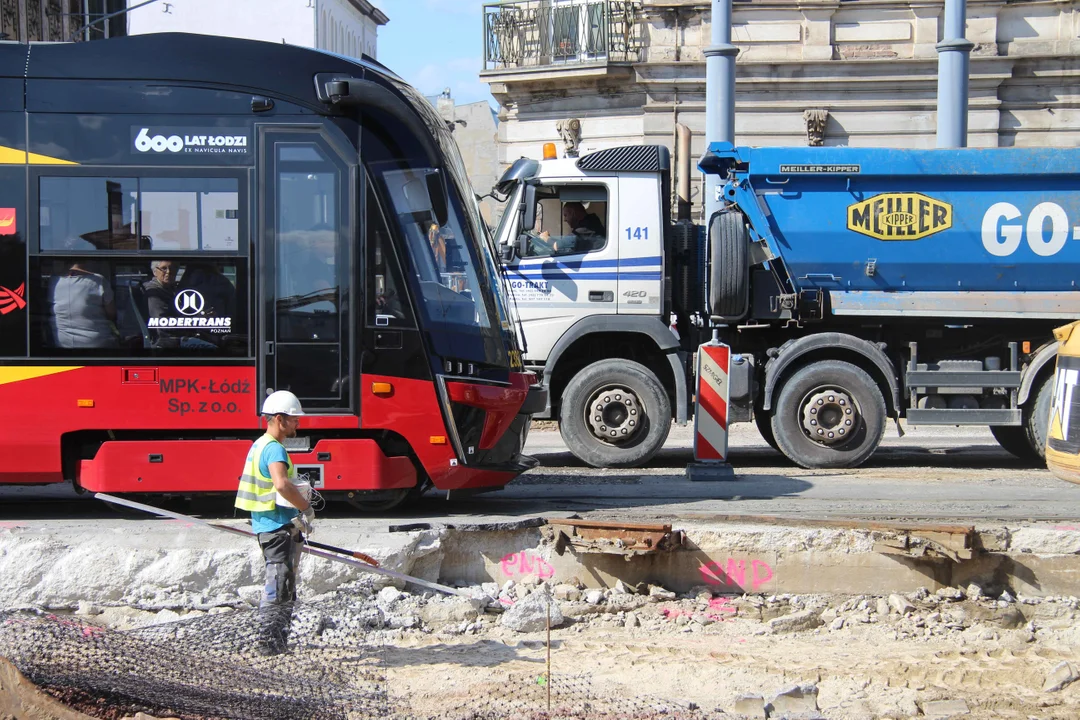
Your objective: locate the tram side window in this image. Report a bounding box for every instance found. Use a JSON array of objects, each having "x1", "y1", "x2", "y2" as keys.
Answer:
[
  {"x1": 33, "y1": 174, "x2": 247, "y2": 357},
  {"x1": 140, "y1": 178, "x2": 239, "y2": 251},
  {"x1": 39, "y1": 176, "x2": 239, "y2": 251},
  {"x1": 39, "y1": 177, "x2": 140, "y2": 251},
  {"x1": 31, "y1": 257, "x2": 248, "y2": 357}
]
